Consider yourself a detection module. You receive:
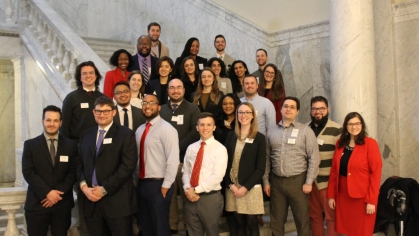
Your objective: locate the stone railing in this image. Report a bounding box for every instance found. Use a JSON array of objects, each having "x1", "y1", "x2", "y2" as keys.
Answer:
[
  {"x1": 19, "y1": 0, "x2": 110, "y2": 99},
  {"x1": 0, "y1": 187, "x2": 26, "y2": 236}
]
